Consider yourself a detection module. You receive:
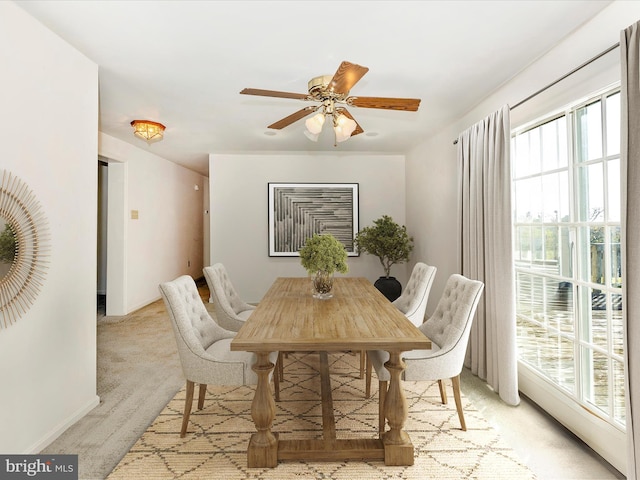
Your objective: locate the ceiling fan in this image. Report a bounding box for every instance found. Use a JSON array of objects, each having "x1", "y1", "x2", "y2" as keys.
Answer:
[{"x1": 240, "y1": 61, "x2": 421, "y2": 144}]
